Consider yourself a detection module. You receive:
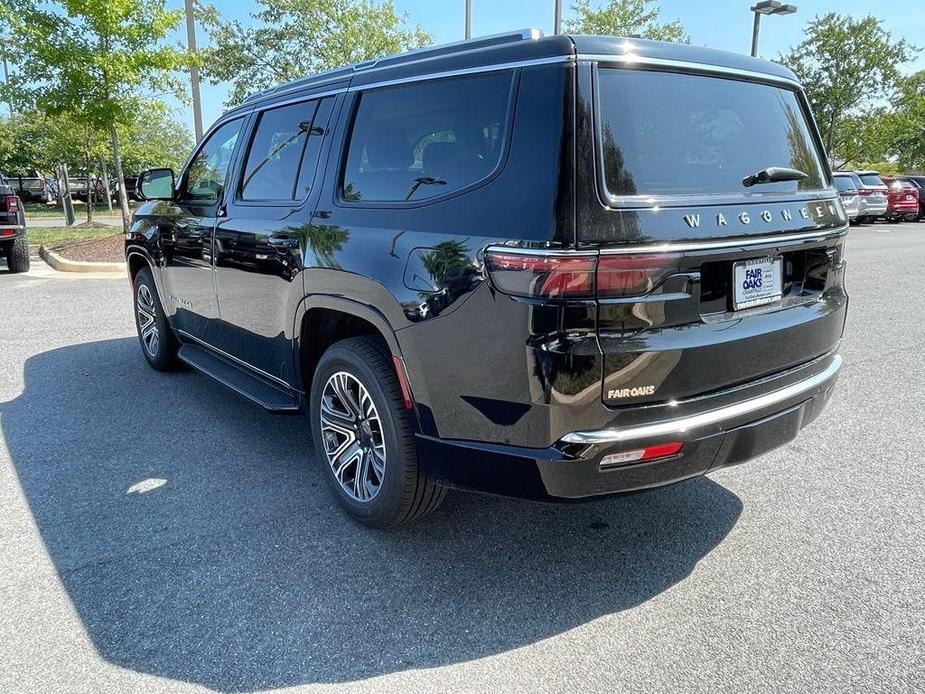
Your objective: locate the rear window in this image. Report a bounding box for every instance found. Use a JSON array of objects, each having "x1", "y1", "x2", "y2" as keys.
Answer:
[
  {"x1": 833, "y1": 176, "x2": 855, "y2": 192},
  {"x1": 596, "y1": 68, "x2": 827, "y2": 198},
  {"x1": 341, "y1": 72, "x2": 513, "y2": 203},
  {"x1": 859, "y1": 174, "x2": 884, "y2": 187}
]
